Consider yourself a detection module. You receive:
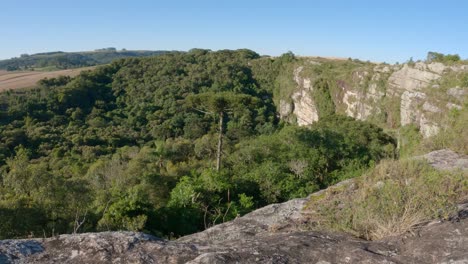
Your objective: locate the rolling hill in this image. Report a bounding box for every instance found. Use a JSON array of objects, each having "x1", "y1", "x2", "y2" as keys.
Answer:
[{"x1": 0, "y1": 48, "x2": 171, "y2": 71}]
